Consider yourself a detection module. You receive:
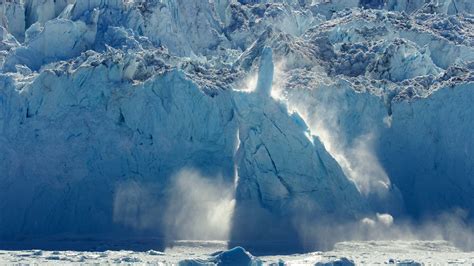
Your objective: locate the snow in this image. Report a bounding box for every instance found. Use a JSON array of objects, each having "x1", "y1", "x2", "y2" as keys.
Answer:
[
  {"x1": 0, "y1": 0, "x2": 473, "y2": 261},
  {"x1": 0, "y1": 240, "x2": 473, "y2": 264}
]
